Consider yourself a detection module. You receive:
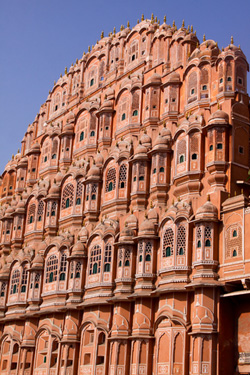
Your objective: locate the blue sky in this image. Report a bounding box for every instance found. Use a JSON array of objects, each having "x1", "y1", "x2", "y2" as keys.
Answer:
[{"x1": 0, "y1": 0, "x2": 249, "y2": 173}]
